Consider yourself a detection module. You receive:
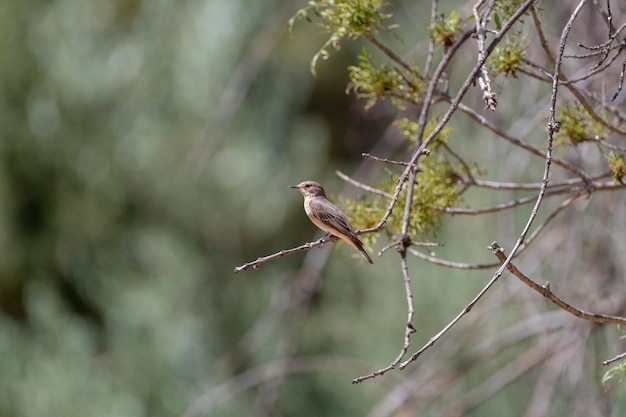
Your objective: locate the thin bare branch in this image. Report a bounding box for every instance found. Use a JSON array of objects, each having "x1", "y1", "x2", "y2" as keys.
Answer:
[
  {"x1": 353, "y1": 253, "x2": 417, "y2": 383},
  {"x1": 531, "y1": 5, "x2": 555, "y2": 65},
  {"x1": 432, "y1": 186, "x2": 580, "y2": 215},
  {"x1": 423, "y1": 0, "x2": 439, "y2": 75},
  {"x1": 473, "y1": 0, "x2": 498, "y2": 110},
  {"x1": 603, "y1": 351, "x2": 626, "y2": 366},
  {"x1": 408, "y1": 247, "x2": 500, "y2": 269},
  {"x1": 612, "y1": 53, "x2": 626, "y2": 101},
  {"x1": 335, "y1": 170, "x2": 393, "y2": 199},
  {"x1": 489, "y1": 242, "x2": 626, "y2": 325},
  {"x1": 234, "y1": 235, "x2": 337, "y2": 273},
  {"x1": 463, "y1": 173, "x2": 612, "y2": 190},
  {"x1": 362, "y1": 153, "x2": 412, "y2": 167}
]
